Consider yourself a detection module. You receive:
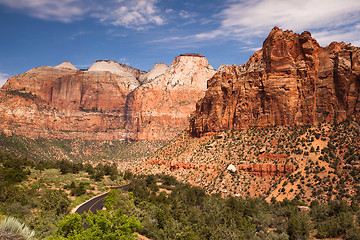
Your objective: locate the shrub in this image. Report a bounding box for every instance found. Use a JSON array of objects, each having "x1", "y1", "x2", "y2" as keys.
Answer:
[{"x1": 0, "y1": 216, "x2": 35, "y2": 240}]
